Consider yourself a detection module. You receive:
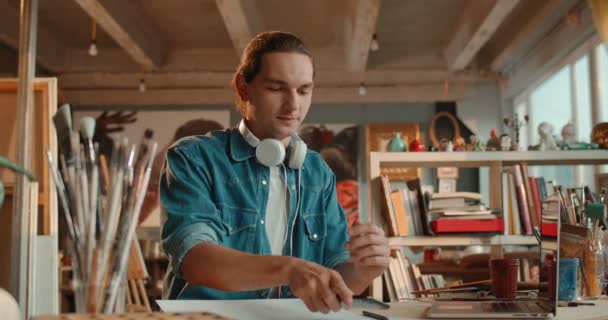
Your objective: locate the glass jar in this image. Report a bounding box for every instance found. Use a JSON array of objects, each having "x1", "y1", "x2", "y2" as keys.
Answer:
[{"x1": 582, "y1": 235, "x2": 604, "y2": 299}]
